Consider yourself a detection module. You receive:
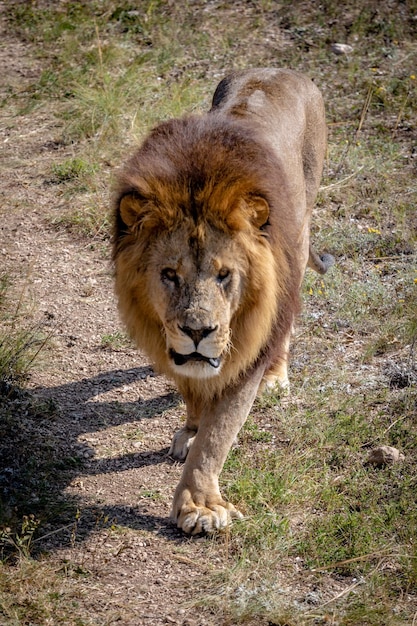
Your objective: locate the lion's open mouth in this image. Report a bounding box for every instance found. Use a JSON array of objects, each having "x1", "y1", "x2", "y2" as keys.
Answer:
[{"x1": 169, "y1": 349, "x2": 221, "y2": 369}]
